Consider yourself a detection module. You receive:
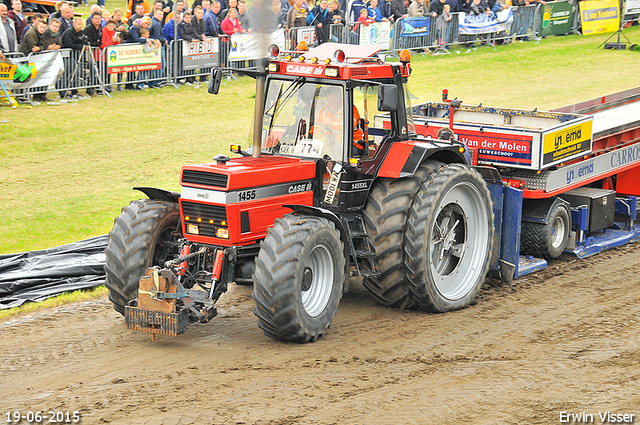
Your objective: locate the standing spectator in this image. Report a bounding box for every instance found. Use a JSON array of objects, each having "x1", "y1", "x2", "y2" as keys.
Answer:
[
  {"x1": 21, "y1": 12, "x2": 42, "y2": 39},
  {"x1": 409, "y1": 0, "x2": 426, "y2": 16},
  {"x1": 389, "y1": 0, "x2": 407, "y2": 20},
  {"x1": 204, "y1": 0, "x2": 221, "y2": 35},
  {"x1": 201, "y1": 0, "x2": 210, "y2": 13},
  {"x1": 150, "y1": 7, "x2": 166, "y2": 87},
  {"x1": 177, "y1": 10, "x2": 199, "y2": 83},
  {"x1": 349, "y1": 0, "x2": 366, "y2": 22},
  {"x1": 7, "y1": 0, "x2": 26, "y2": 43},
  {"x1": 165, "y1": 0, "x2": 186, "y2": 23},
  {"x1": 221, "y1": 7, "x2": 244, "y2": 34},
  {"x1": 192, "y1": 4, "x2": 206, "y2": 36},
  {"x1": 436, "y1": 2, "x2": 450, "y2": 43},
  {"x1": 328, "y1": 0, "x2": 345, "y2": 26},
  {"x1": 101, "y1": 19, "x2": 121, "y2": 49},
  {"x1": 126, "y1": 0, "x2": 151, "y2": 19},
  {"x1": 219, "y1": 0, "x2": 237, "y2": 21},
  {"x1": 286, "y1": 0, "x2": 307, "y2": 29},
  {"x1": 280, "y1": 0, "x2": 293, "y2": 27},
  {"x1": 59, "y1": 17, "x2": 85, "y2": 99},
  {"x1": 429, "y1": 0, "x2": 446, "y2": 16},
  {"x1": 367, "y1": 0, "x2": 388, "y2": 21},
  {"x1": 18, "y1": 19, "x2": 46, "y2": 55},
  {"x1": 86, "y1": 5, "x2": 104, "y2": 27},
  {"x1": 43, "y1": 18, "x2": 62, "y2": 50},
  {"x1": 58, "y1": 5, "x2": 74, "y2": 35},
  {"x1": 49, "y1": 1, "x2": 68, "y2": 21},
  {"x1": 128, "y1": 3, "x2": 147, "y2": 26},
  {"x1": 307, "y1": 0, "x2": 330, "y2": 44},
  {"x1": 162, "y1": 12, "x2": 176, "y2": 41},
  {"x1": 83, "y1": 11, "x2": 103, "y2": 95},
  {"x1": 271, "y1": 0, "x2": 284, "y2": 28},
  {"x1": 236, "y1": 0, "x2": 250, "y2": 30},
  {"x1": 112, "y1": 8, "x2": 130, "y2": 40},
  {"x1": 248, "y1": 0, "x2": 278, "y2": 32}
]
